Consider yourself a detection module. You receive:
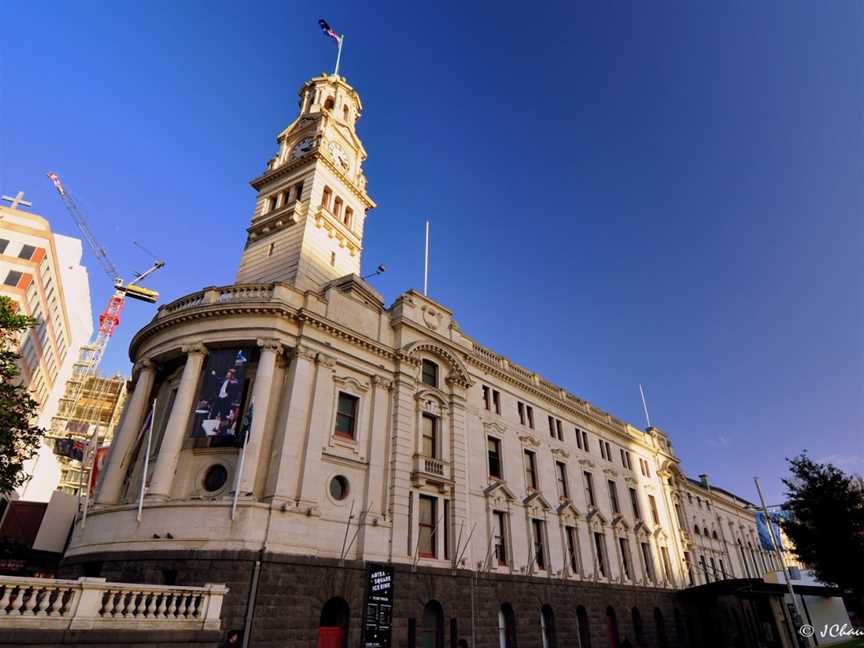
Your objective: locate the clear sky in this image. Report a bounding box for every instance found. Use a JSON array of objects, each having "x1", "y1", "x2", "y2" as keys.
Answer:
[{"x1": 2, "y1": 1, "x2": 861, "y2": 505}]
